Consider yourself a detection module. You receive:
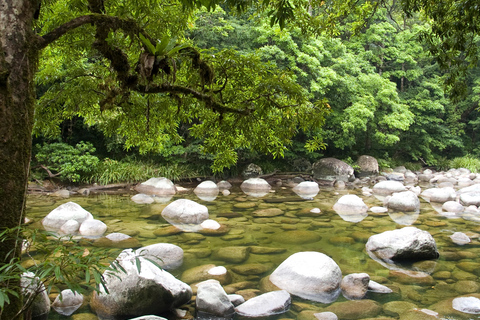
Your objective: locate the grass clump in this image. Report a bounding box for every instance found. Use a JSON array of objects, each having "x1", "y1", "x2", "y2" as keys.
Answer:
[
  {"x1": 87, "y1": 159, "x2": 207, "y2": 185},
  {"x1": 449, "y1": 155, "x2": 480, "y2": 173}
]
